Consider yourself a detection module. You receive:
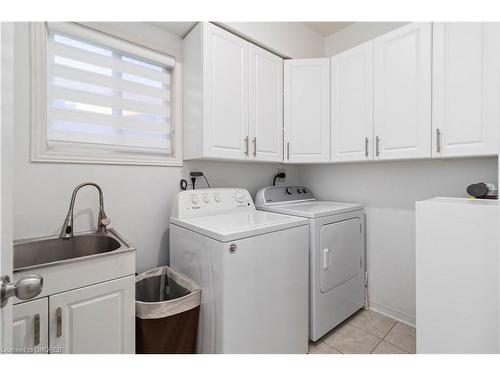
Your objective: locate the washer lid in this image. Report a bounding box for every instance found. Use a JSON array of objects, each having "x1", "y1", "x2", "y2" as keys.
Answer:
[
  {"x1": 257, "y1": 201, "x2": 363, "y2": 218},
  {"x1": 170, "y1": 210, "x2": 308, "y2": 242}
]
